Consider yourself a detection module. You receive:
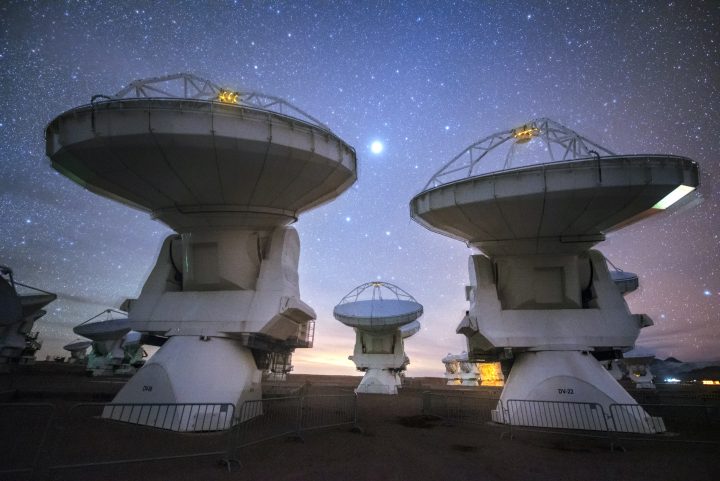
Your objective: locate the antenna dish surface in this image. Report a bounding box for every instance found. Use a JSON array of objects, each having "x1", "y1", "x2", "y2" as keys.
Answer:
[
  {"x1": 411, "y1": 119, "x2": 699, "y2": 255},
  {"x1": 400, "y1": 320, "x2": 421, "y2": 338},
  {"x1": 74, "y1": 319, "x2": 130, "y2": 341},
  {"x1": 74, "y1": 311, "x2": 130, "y2": 341},
  {"x1": 611, "y1": 270, "x2": 640, "y2": 294},
  {"x1": 64, "y1": 340, "x2": 92, "y2": 351},
  {"x1": 46, "y1": 73, "x2": 357, "y2": 230},
  {"x1": 333, "y1": 282, "x2": 423, "y2": 330}
]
